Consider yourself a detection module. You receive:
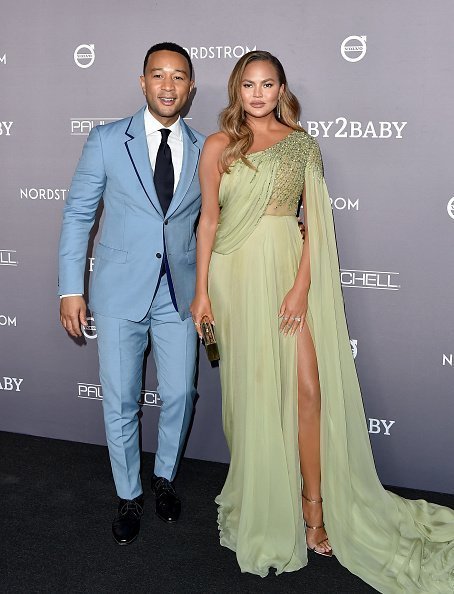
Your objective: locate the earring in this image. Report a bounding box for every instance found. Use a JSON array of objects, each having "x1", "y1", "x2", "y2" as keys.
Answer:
[{"x1": 276, "y1": 99, "x2": 281, "y2": 119}]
